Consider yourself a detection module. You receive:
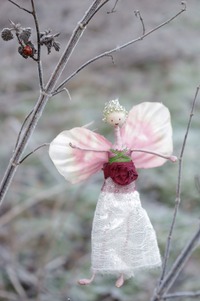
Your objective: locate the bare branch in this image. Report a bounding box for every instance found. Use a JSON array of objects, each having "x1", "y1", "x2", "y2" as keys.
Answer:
[
  {"x1": 54, "y1": 2, "x2": 186, "y2": 94},
  {"x1": 85, "y1": 0, "x2": 111, "y2": 25},
  {"x1": 107, "y1": 0, "x2": 119, "y2": 14},
  {"x1": 30, "y1": 0, "x2": 44, "y2": 89},
  {"x1": 45, "y1": 0, "x2": 106, "y2": 93},
  {"x1": 159, "y1": 84, "x2": 200, "y2": 284},
  {"x1": 163, "y1": 290, "x2": 200, "y2": 300},
  {"x1": 134, "y1": 10, "x2": 145, "y2": 35},
  {"x1": 151, "y1": 224, "x2": 200, "y2": 301},
  {"x1": 14, "y1": 109, "x2": 33, "y2": 149},
  {"x1": 7, "y1": 0, "x2": 32, "y2": 14},
  {"x1": 18, "y1": 143, "x2": 49, "y2": 165},
  {"x1": 62, "y1": 88, "x2": 72, "y2": 101},
  {"x1": 106, "y1": 54, "x2": 115, "y2": 65},
  {"x1": 8, "y1": 1, "x2": 44, "y2": 86}
]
